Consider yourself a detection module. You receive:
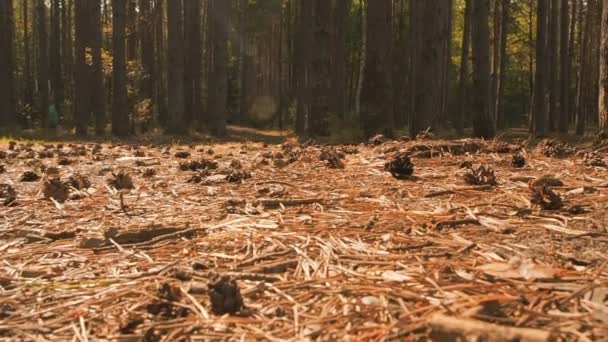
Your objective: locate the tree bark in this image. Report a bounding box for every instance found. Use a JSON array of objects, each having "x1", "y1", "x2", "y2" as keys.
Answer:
[
  {"x1": 309, "y1": 0, "x2": 332, "y2": 136},
  {"x1": 360, "y1": 0, "x2": 393, "y2": 137},
  {"x1": 471, "y1": 0, "x2": 496, "y2": 138},
  {"x1": 410, "y1": 1, "x2": 449, "y2": 137},
  {"x1": 112, "y1": 0, "x2": 129, "y2": 136},
  {"x1": 127, "y1": 0, "x2": 137, "y2": 61},
  {"x1": 38, "y1": 0, "x2": 50, "y2": 128},
  {"x1": 294, "y1": 0, "x2": 312, "y2": 135},
  {"x1": 139, "y1": 0, "x2": 155, "y2": 103},
  {"x1": 208, "y1": 0, "x2": 228, "y2": 136},
  {"x1": 548, "y1": 0, "x2": 560, "y2": 131},
  {"x1": 559, "y1": 0, "x2": 570, "y2": 132},
  {"x1": 495, "y1": 0, "x2": 510, "y2": 129},
  {"x1": 575, "y1": 0, "x2": 592, "y2": 135},
  {"x1": 74, "y1": 0, "x2": 89, "y2": 135},
  {"x1": 50, "y1": 0, "x2": 63, "y2": 118},
  {"x1": 599, "y1": 0, "x2": 608, "y2": 131},
  {"x1": 455, "y1": 0, "x2": 472, "y2": 134},
  {"x1": 332, "y1": 0, "x2": 350, "y2": 117},
  {"x1": 184, "y1": 0, "x2": 201, "y2": 125},
  {"x1": 91, "y1": 0, "x2": 105, "y2": 135},
  {"x1": 531, "y1": 0, "x2": 549, "y2": 136},
  {"x1": 0, "y1": 0, "x2": 16, "y2": 127}
]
